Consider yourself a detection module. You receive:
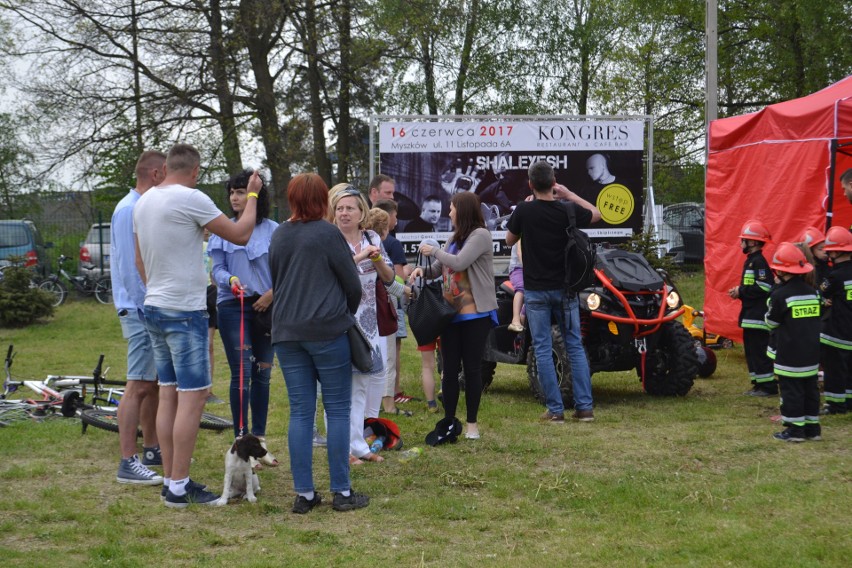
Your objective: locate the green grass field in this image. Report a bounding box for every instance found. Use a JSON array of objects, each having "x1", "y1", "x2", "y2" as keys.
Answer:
[{"x1": 1, "y1": 271, "x2": 849, "y2": 567}]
